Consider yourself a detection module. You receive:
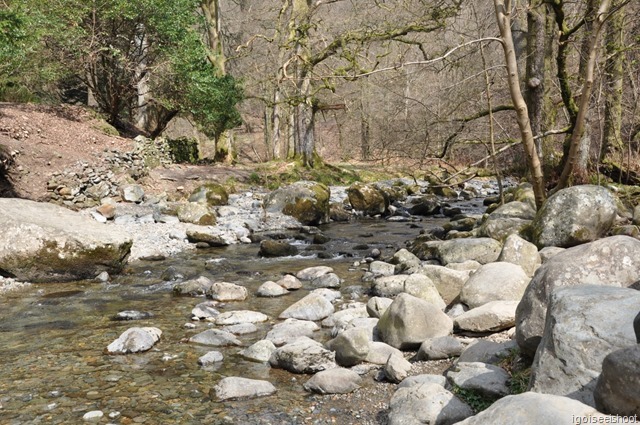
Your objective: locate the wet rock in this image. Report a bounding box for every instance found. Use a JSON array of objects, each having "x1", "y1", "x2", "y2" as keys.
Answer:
[
  {"x1": 454, "y1": 392, "x2": 607, "y2": 425},
  {"x1": 384, "y1": 352, "x2": 412, "y2": 383},
  {"x1": 258, "y1": 240, "x2": 299, "y2": 257},
  {"x1": 173, "y1": 276, "x2": 213, "y2": 297},
  {"x1": 516, "y1": 236, "x2": 640, "y2": 357},
  {"x1": 207, "y1": 281, "x2": 248, "y2": 301},
  {"x1": 222, "y1": 323, "x2": 257, "y2": 335},
  {"x1": 447, "y1": 362, "x2": 510, "y2": 398},
  {"x1": 212, "y1": 377, "x2": 276, "y2": 401},
  {"x1": 460, "y1": 262, "x2": 529, "y2": 309},
  {"x1": 454, "y1": 301, "x2": 519, "y2": 332},
  {"x1": 198, "y1": 351, "x2": 224, "y2": 366},
  {"x1": 303, "y1": 368, "x2": 362, "y2": 394},
  {"x1": 408, "y1": 195, "x2": 441, "y2": 216},
  {"x1": 265, "y1": 318, "x2": 320, "y2": 346},
  {"x1": 112, "y1": 310, "x2": 153, "y2": 321},
  {"x1": 239, "y1": 340, "x2": 277, "y2": 362},
  {"x1": 529, "y1": 285, "x2": 640, "y2": 406},
  {"x1": 378, "y1": 293, "x2": 453, "y2": 350},
  {"x1": 388, "y1": 383, "x2": 474, "y2": 425},
  {"x1": 279, "y1": 292, "x2": 335, "y2": 321},
  {"x1": 186, "y1": 226, "x2": 234, "y2": 246},
  {"x1": 269, "y1": 337, "x2": 337, "y2": 374},
  {"x1": 0, "y1": 198, "x2": 132, "y2": 282},
  {"x1": 106, "y1": 327, "x2": 162, "y2": 354},
  {"x1": 191, "y1": 301, "x2": 220, "y2": 320},
  {"x1": 257, "y1": 280, "x2": 289, "y2": 297},
  {"x1": 594, "y1": 345, "x2": 640, "y2": 416},
  {"x1": 416, "y1": 336, "x2": 466, "y2": 360},
  {"x1": 189, "y1": 329, "x2": 241, "y2": 347},
  {"x1": 530, "y1": 185, "x2": 617, "y2": 248}
]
